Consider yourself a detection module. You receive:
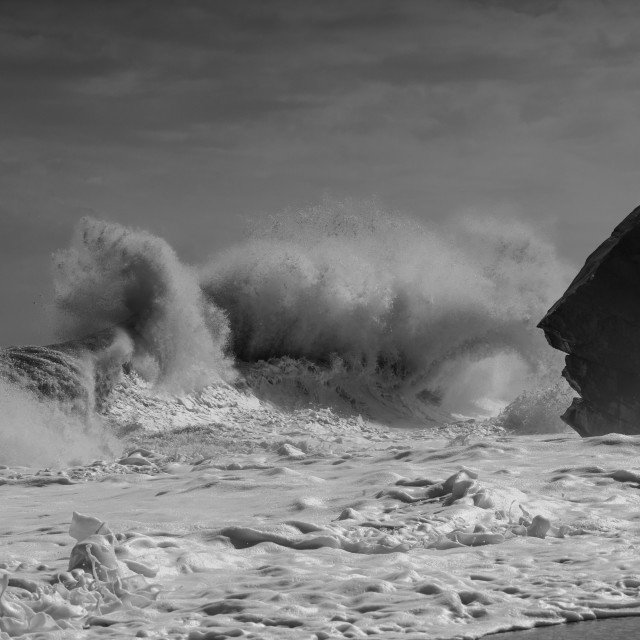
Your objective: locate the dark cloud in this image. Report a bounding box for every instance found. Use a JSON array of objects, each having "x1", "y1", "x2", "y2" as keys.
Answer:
[
  {"x1": 361, "y1": 49, "x2": 544, "y2": 87},
  {"x1": 465, "y1": 0, "x2": 562, "y2": 17},
  {"x1": 0, "y1": 1, "x2": 344, "y2": 143},
  {"x1": 0, "y1": 0, "x2": 538, "y2": 147},
  {"x1": 582, "y1": 30, "x2": 640, "y2": 66}
]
